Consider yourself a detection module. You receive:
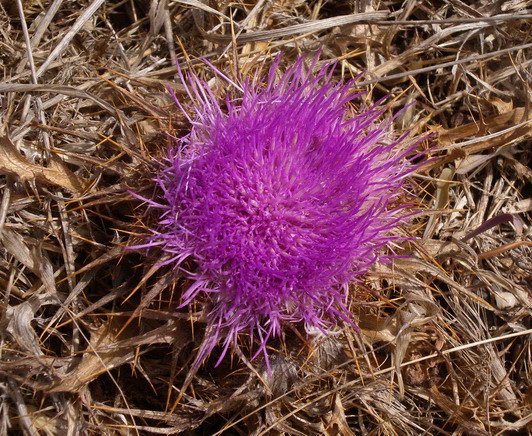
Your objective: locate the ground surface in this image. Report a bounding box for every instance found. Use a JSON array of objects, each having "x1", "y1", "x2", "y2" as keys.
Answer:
[{"x1": 0, "y1": 0, "x2": 531, "y2": 435}]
